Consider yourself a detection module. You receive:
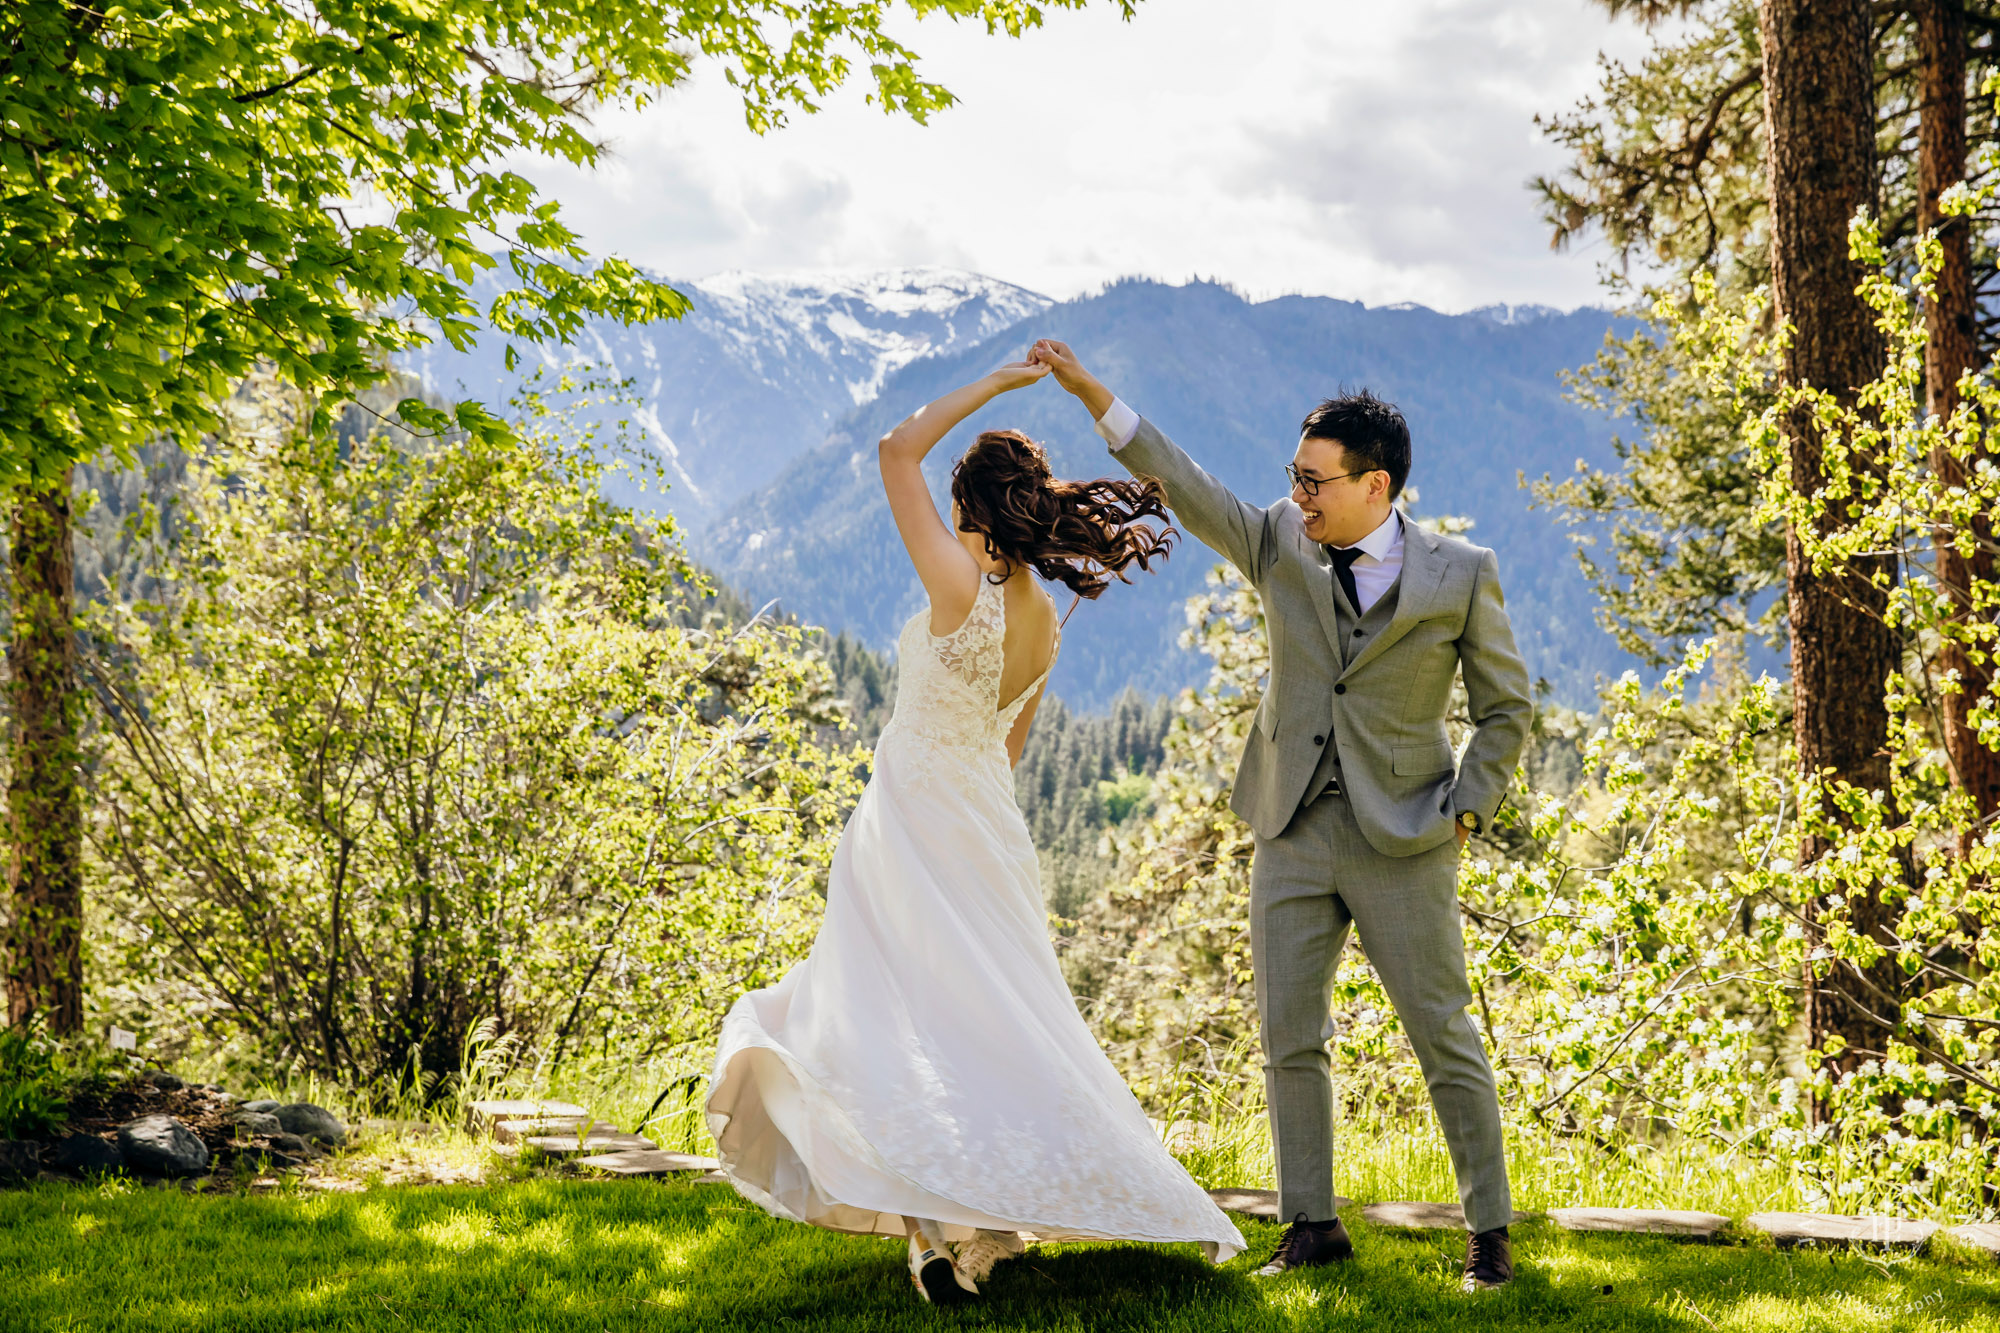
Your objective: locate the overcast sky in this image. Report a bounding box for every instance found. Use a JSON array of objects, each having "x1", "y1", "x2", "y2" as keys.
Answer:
[{"x1": 522, "y1": 0, "x2": 1656, "y2": 312}]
